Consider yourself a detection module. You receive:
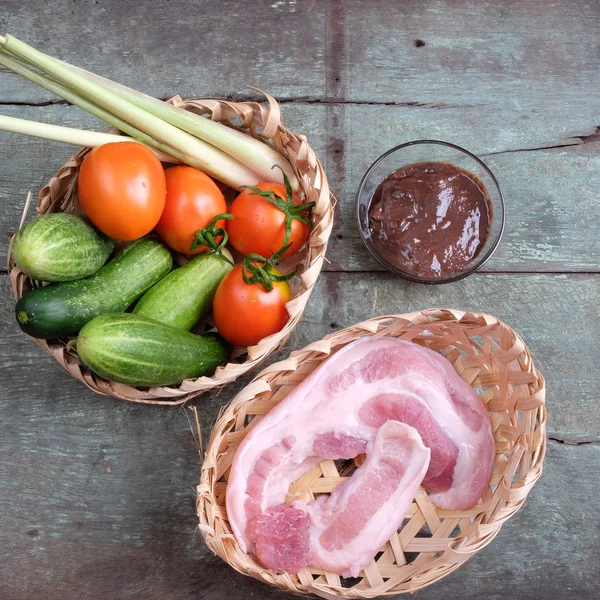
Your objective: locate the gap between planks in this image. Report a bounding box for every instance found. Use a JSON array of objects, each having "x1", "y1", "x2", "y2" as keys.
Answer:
[
  {"x1": 0, "y1": 95, "x2": 477, "y2": 109},
  {"x1": 318, "y1": 269, "x2": 600, "y2": 275},
  {"x1": 548, "y1": 436, "x2": 600, "y2": 447}
]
